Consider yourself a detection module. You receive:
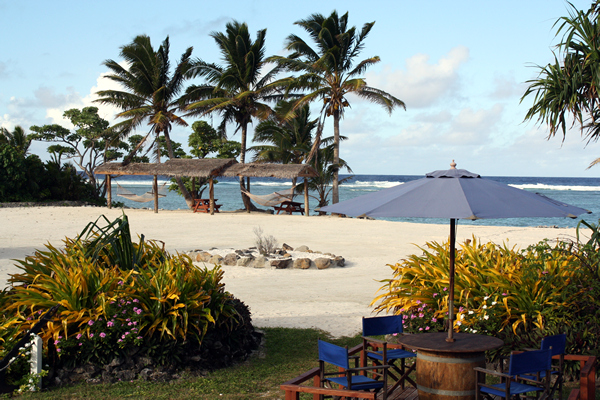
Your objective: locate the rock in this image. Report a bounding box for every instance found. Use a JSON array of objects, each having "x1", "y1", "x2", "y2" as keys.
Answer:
[
  {"x1": 295, "y1": 245, "x2": 310, "y2": 252},
  {"x1": 208, "y1": 254, "x2": 224, "y2": 265},
  {"x1": 282, "y1": 243, "x2": 293, "y2": 251},
  {"x1": 149, "y1": 371, "x2": 169, "y2": 382},
  {"x1": 332, "y1": 256, "x2": 345, "y2": 268},
  {"x1": 251, "y1": 255, "x2": 267, "y2": 268},
  {"x1": 223, "y1": 253, "x2": 239, "y2": 266},
  {"x1": 271, "y1": 258, "x2": 292, "y2": 269},
  {"x1": 237, "y1": 256, "x2": 254, "y2": 267},
  {"x1": 139, "y1": 368, "x2": 153, "y2": 381},
  {"x1": 195, "y1": 251, "x2": 212, "y2": 262},
  {"x1": 109, "y1": 357, "x2": 124, "y2": 367},
  {"x1": 314, "y1": 257, "x2": 331, "y2": 270},
  {"x1": 136, "y1": 356, "x2": 153, "y2": 368},
  {"x1": 116, "y1": 369, "x2": 136, "y2": 381},
  {"x1": 235, "y1": 249, "x2": 244, "y2": 255},
  {"x1": 293, "y1": 258, "x2": 312, "y2": 269},
  {"x1": 282, "y1": 252, "x2": 292, "y2": 258}
]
